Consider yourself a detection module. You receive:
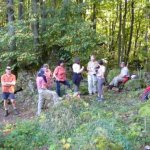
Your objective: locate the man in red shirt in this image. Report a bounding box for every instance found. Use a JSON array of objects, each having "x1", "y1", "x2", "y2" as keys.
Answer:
[{"x1": 1, "y1": 66, "x2": 19, "y2": 117}]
